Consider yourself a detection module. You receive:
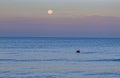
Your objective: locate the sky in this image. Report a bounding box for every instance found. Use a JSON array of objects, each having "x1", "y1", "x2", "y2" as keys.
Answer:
[{"x1": 0, "y1": 0, "x2": 120, "y2": 37}]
